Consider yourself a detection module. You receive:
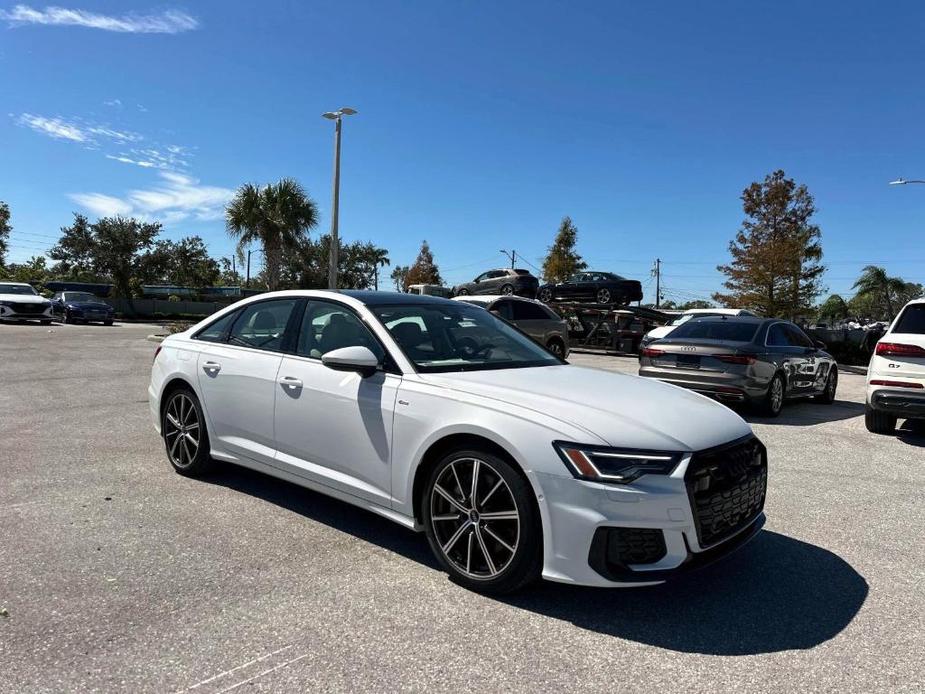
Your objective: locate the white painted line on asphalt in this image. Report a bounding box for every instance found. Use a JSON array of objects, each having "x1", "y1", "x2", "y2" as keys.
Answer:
[
  {"x1": 175, "y1": 644, "x2": 293, "y2": 692},
  {"x1": 214, "y1": 653, "x2": 311, "y2": 693}
]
